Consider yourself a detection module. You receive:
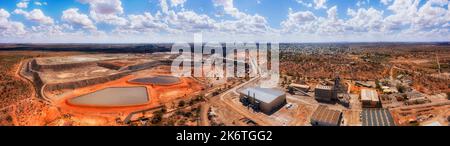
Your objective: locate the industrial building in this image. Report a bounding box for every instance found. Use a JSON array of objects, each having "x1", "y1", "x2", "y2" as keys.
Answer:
[
  {"x1": 404, "y1": 91, "x2": 429, "y2": 105},
  {"x1": 288, "y1": 83, "x2": 310, "y2": 95},
  {"x1": 314, "y1": 85, "x2": 336, "y2": 102},
  {"x1": 361, "y1": 108, "x2": 395, "y2": 126},
  {"x1": 355, "y1": 81, "x2": 374, "y2": 88},
  {"x1": 421, "y1": 121, "x2": 443, "y2": 126},
  {"x1": 337, "y1": 93, "x2": 351, "y2": 108},
  {"x1": 289, "y1": 83, "x2": 310, "y2": 91},
  {"x1": 361, "y1": 89, "x2": 380, "y2": 108},
  {"x1": 310, "y1": 105, "x2": 342, "y2": 126},
  {"x1": 239, "y1": 87, "x2": 287, "y2": 115}
]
